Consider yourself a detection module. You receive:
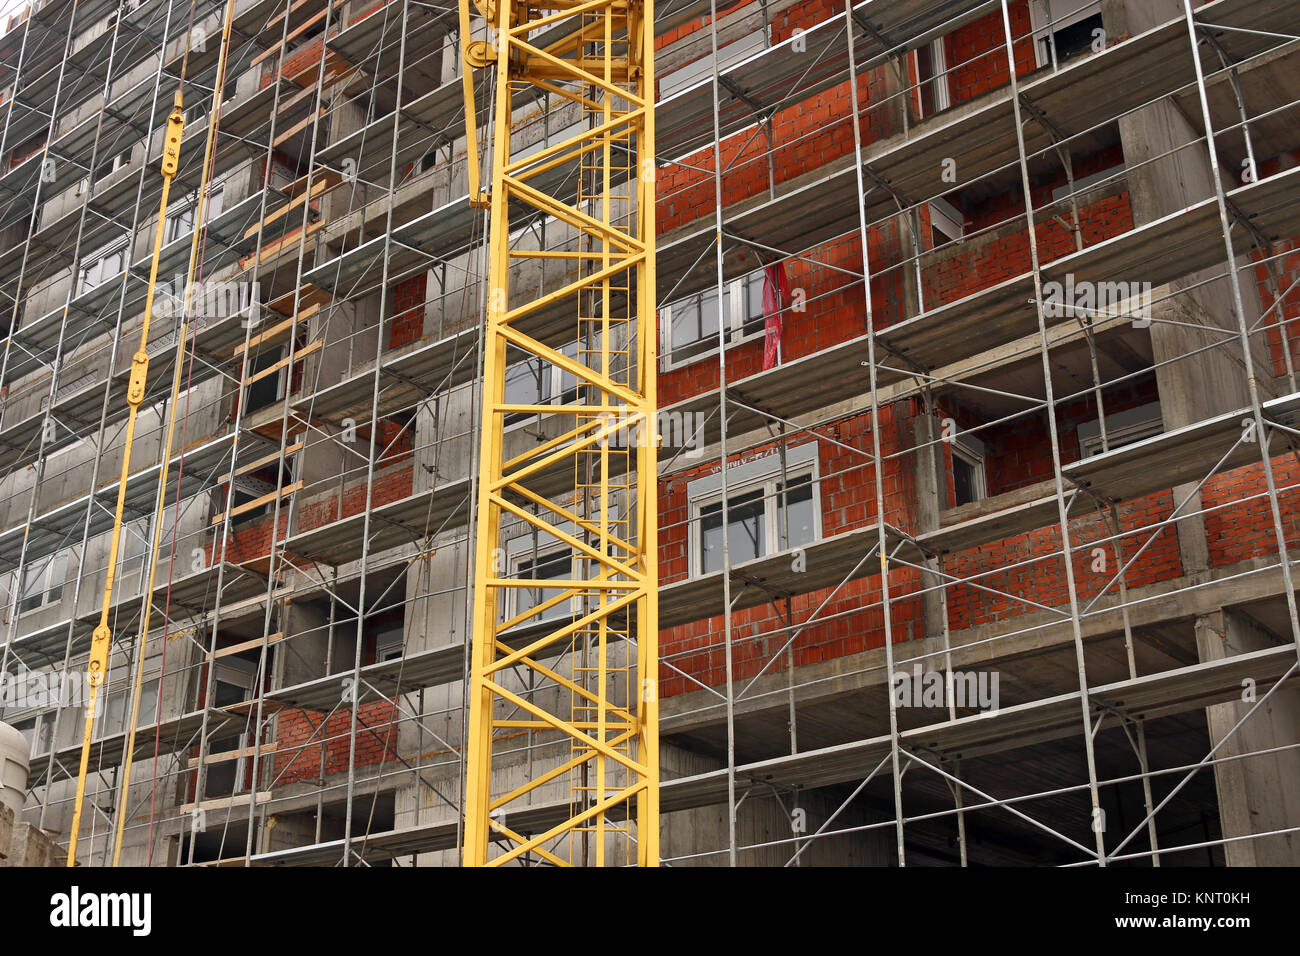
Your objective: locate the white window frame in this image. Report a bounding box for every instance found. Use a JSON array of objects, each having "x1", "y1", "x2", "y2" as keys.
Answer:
[
  {"x1": 1029, "y1": 0, "x2": 1103, "y2": 68},
  {"x1": 506, "y1": 545, "x2": 575, "y2": 624},
  {"x1": 18, "y1": 551, "x2": 67, "y2": 615},
  {"x1": 929, "y1": 197, "x2": 964, "y2": 246},
  {"x1": 87, "y1": 146, "x2": 132, "y2": 193},
  {"x1": 202, "y1": 661, "x2": 255, "y2": 797},
  {"x1": 687, "y1": 444, "x2": 821, "y2": 578},
  {"x1": 914, "y1": 36, "x2": 951, "y2": 116},
  {"x1": 77, "y1": 235, "x2": 129, "y2": 296},
  {"x1": 11, "y1": 711, "x2": 54, "y2": 757},
  {"x1": 1077, "y1": 402, "x2": 1163, "y2": 458},
  {"x1": 950, "y1": 432, "x2": 987, "y2": 506},
  {"x1": 659, "y1": 270, "x2": 767, "y2": 372},
  {"x1": 374, "y1": 622, "x2": 405, "y2": 662},
  {"x1": 165, "y1": 184, "x2": 225, "y2": 243},
  {"x1": 502, "y1": 339, "x2": 583, "y2": 430},
  {"x1": 96, "y1": 677, "x2": 160, "y2": 739}
]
